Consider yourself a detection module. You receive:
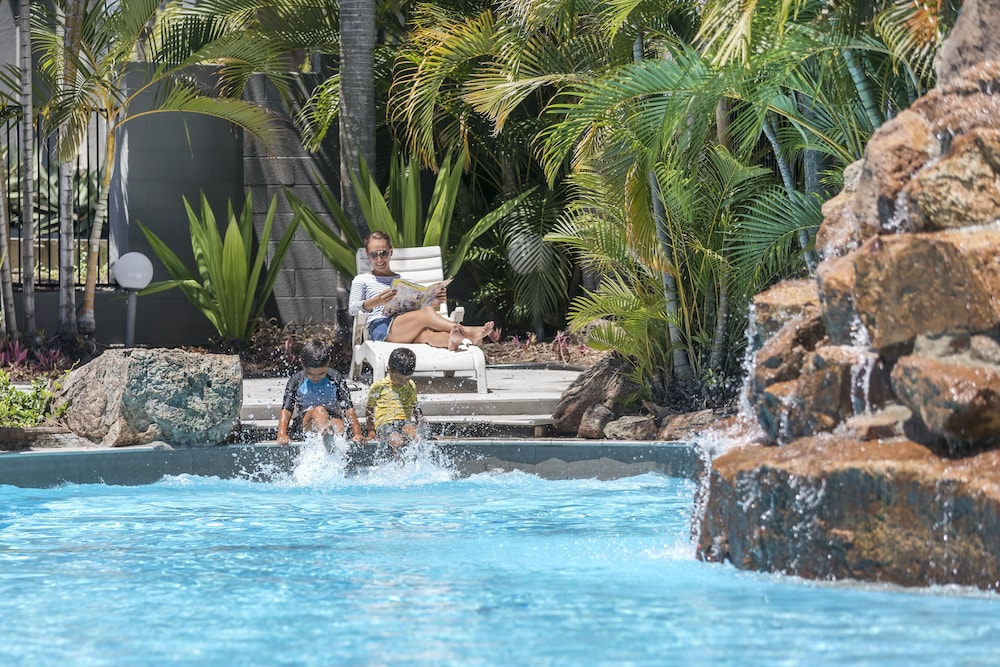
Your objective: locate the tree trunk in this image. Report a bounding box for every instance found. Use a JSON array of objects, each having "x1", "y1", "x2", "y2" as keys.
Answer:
[
  {"x1": 57, "y1": 0, "x2": 85, "y2": 340},
  {"x1": 77, "y1": 127, "x2": 115, "y2": 337},
  {"x1": 649, "y1": 170, "x2": 693, "y2": 387},
  {"x1": 0, "y1": 151, "x2": 18, "y2": 337},
  {"x1": 338, "y1": 0, "x2": 376, "y2": 239},
  {"x1": 708, "y1": 267, "x2": 728, "y2": 371},
  {"x1": 19, "y1": 0, "x2": 36, "y2": 337},
  {"x1": 762, "y1": 114, "x2": 817, "y2": 273},
  {"x1": 844, "y1": 48, "x2": 885, "y2": 129},
  {"x1": 635, "y1": 35, "x2": 692, "y2": 387}
]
